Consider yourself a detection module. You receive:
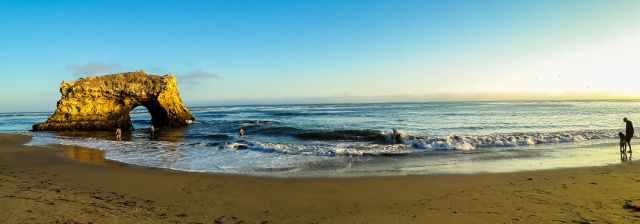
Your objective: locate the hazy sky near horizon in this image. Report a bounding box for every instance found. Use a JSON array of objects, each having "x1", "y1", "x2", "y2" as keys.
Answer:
[{"x1": 1, "y1": 0, "x2": 639, "y2": 112}]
